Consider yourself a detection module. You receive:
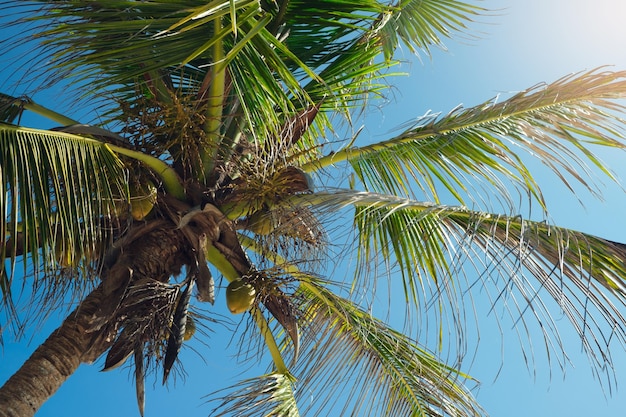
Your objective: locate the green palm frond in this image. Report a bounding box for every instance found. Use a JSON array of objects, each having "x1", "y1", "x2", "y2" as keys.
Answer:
[
  {"x1": 288, "y1": 0, "x2": 482, "y2": 113},
  {"x1": 238, "y1": 234, "x2": 480, "y2": 416},
  {"x1": 378, "y1": 0, "x2": 484, "y2": 60},
  {"x1": 0, "y1": 123, "x2": 126, "y2": 309},
  {"x1": 225, "y1": 27, "x2": 315, "y2": 146},
  {"x1": 4, "y1": 0, "x2": 481, "y2": 139},
  {"x1": 275, "y1": 0, "x2": 481, "y2": 65},
  {"x1": 6, "y1": 2, "x2": 261, "y2": 126},
  {"x1": 291, "y1": 280, "x2": 481, "y2": 417},
  {"x1": 303, "y1": 69, "x2": 626, "y2": 210},
  {"x1": 15, "y1": 2, "x2": 222, "y2": 88},
  {"x1": 290, "y1": 189, "x2": 626, "y2": 377},
  {"x1": 209, "y1": 372, "x2": 300, "y2": 417},
  {"x1": 447, "y1": 209, "x2": 626, "y2": 375}
]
